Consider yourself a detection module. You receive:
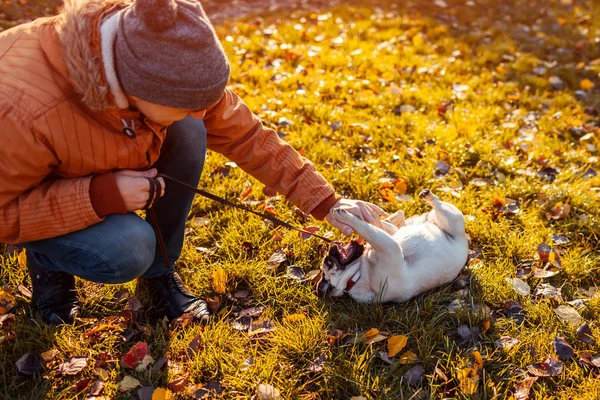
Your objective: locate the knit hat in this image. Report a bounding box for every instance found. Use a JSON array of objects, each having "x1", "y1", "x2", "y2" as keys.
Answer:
[{"x1": 114, "y1": 0, "x2": 230, "y2": 110}]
